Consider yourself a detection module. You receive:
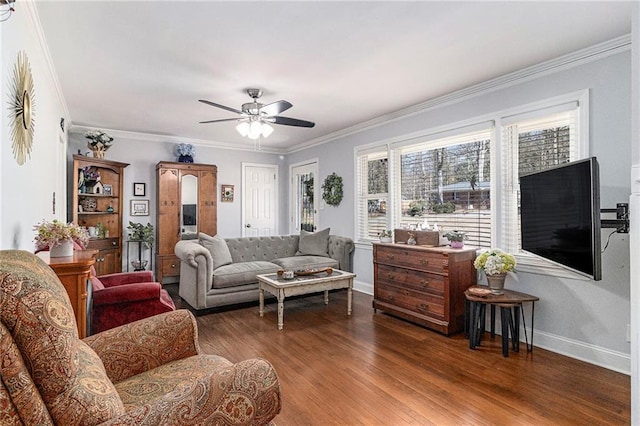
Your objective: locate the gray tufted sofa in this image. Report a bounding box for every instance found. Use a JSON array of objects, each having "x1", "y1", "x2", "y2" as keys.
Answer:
[{"x1": 174, "y1": 234, "x2": 355, "y2": 311}]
